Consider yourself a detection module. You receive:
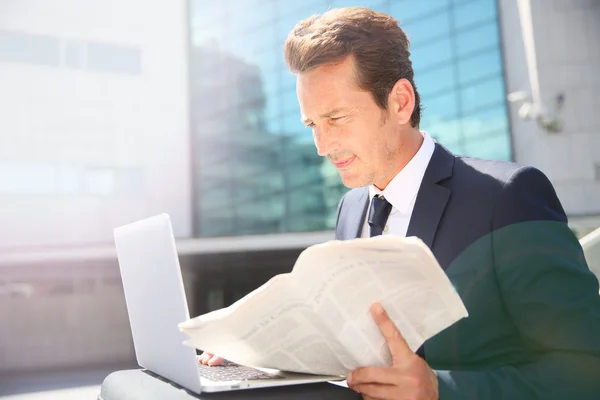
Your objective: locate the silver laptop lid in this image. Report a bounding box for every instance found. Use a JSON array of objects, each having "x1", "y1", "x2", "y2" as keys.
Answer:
[{"x1": 114, "y1": 213, "x2": 202, "y2": 393}]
